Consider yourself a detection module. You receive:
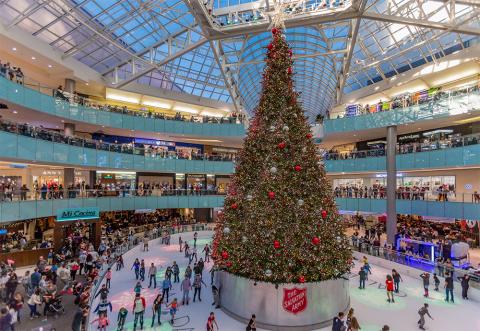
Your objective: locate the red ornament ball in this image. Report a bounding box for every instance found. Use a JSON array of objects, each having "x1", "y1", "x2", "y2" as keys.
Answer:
[
  {"x1": 268, "y1": 191, "x2": 275, "y2": 199},
  {"x1": 272, "y1": 27, "x2": 279, "y2": 34},
  {"x1": 231, "y1": 203, "x2": 238, "y2": 210},
  {"x1": 273, "y1": 240, "x2": 281, "y2": 249},
  {"x1": 221, "y1": 251, "x2": 229, "y2": 259},
  {"x1": 278, "y1": 142, "x2": 286, "y2": 149},
  {"x1": 267, "y1": 43, "x2": 273, "y2": 51},
  {"x1": 306, "y1": 133, "x2": 313, "y2": 139},
  {"x1": 294, "y1": 165, "x2": 302, "y2": 172},
  {"x1": 226, "y1": 261, "x2": 232, "y2": 268},
  {"x1": 321, "y1": 210, "x2": 327, "y2": 219},
  {"x1": 298, "y1": 275, "x2": 306, "y2": 283},
  {"x1": 312, "y1": 237, "x2": 320, "y2": 245},
  {"x1": 288, "y1": 49, "x2": 293, "y2": 57},
  {"x1": 287, "y1": 67, "x2": 292, "y2": 75}
]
